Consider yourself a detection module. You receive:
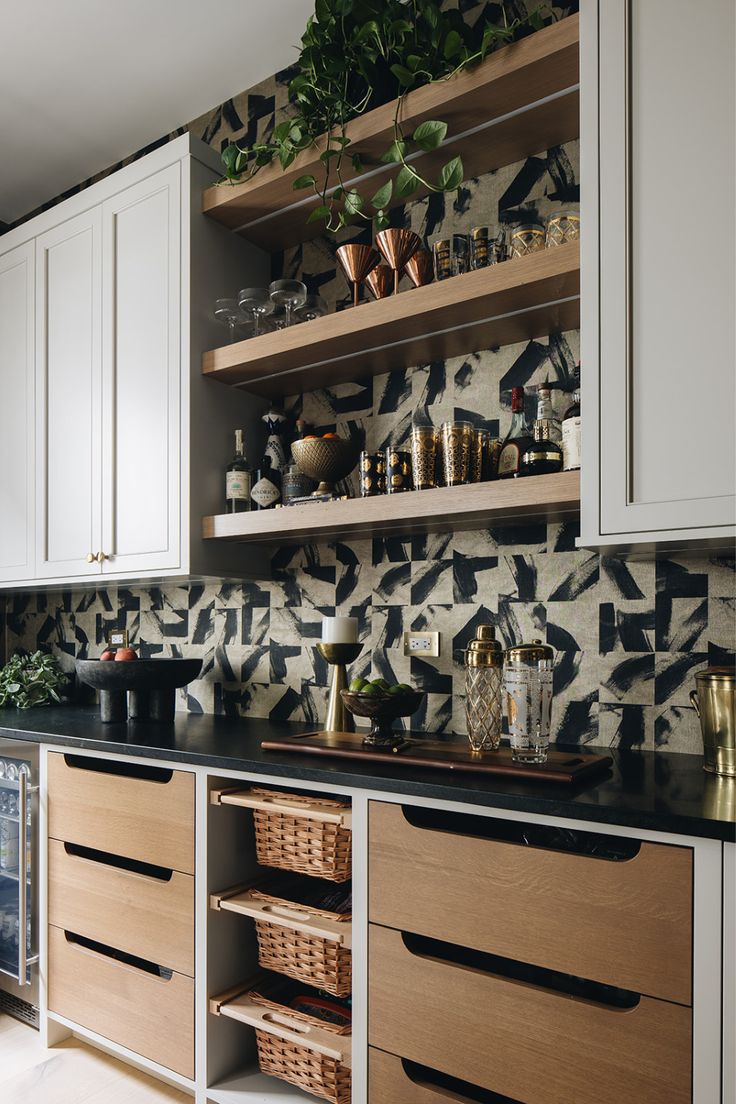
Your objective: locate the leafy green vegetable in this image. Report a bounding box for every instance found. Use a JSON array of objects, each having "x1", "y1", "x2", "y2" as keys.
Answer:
[{"x1": 0, "y1": 651, "x2": 68, "y2": 710}]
